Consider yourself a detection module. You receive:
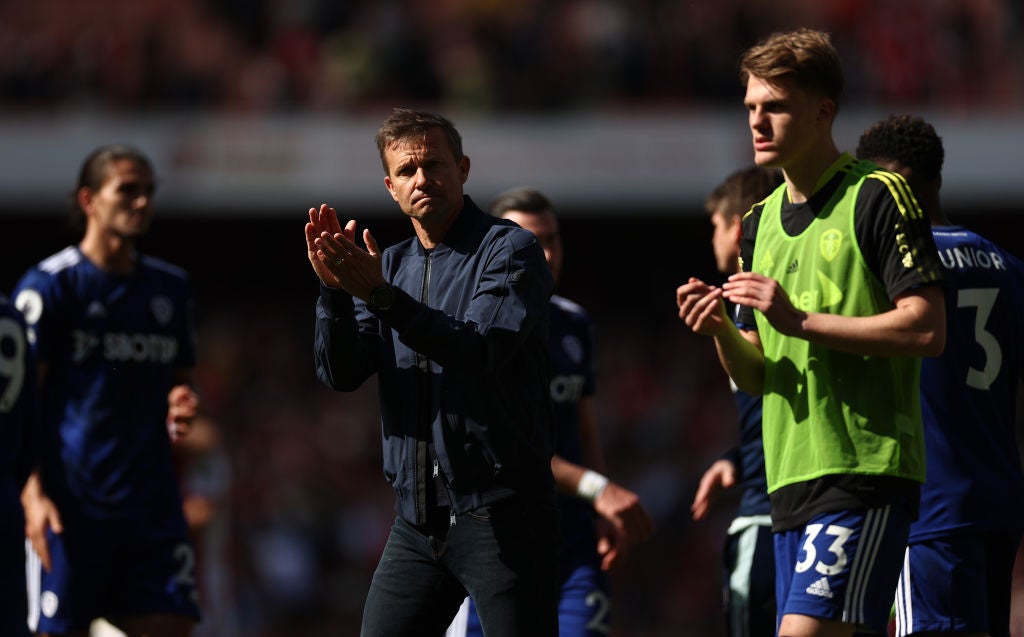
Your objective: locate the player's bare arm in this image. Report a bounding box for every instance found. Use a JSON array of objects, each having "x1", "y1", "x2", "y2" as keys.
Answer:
[
  {"x1": 725, "y1": 272, "x2": 946, "y2": 357},
  {"x1": 553, "y1": 395, "x2": 655, "y2": 570},
  {"x1": 552, "y1": 455, "x2": 654, "y2": 571}
]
